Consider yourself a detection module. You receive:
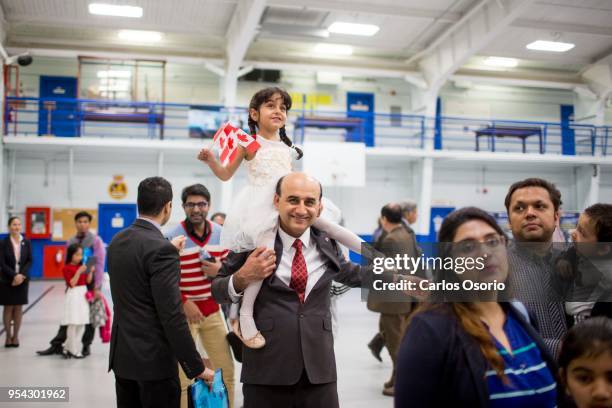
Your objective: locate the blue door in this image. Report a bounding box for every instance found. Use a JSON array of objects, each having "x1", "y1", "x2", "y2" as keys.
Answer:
[
  {"x1": 38, "y1": 76, "x2": 79, "y2": 137},
  {"x1": 346, "y1": 92, "x2": 375, "y2": 146},
  {"x1": 98, "y1": 203, "x2": 138, "y2": 245},
  {"x1": 560, "y1": 105, "x2": 575, "y2": 155}
]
